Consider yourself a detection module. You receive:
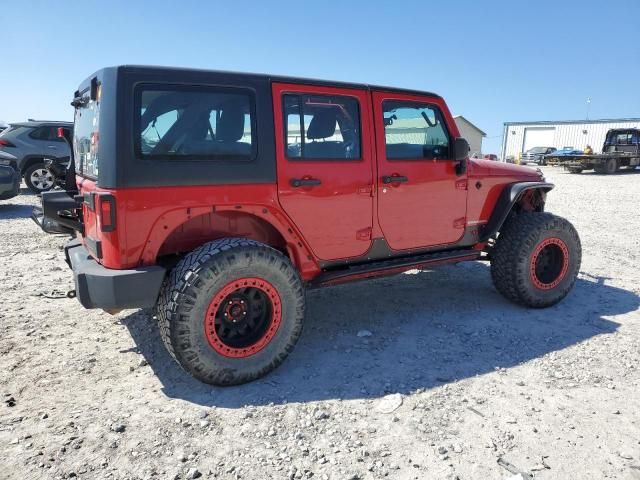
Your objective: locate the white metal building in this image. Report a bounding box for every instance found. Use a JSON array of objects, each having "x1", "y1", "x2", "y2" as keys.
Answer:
[
  {"x1": 501, "y1": 118, "x2": 640, "y2": 160},
  {"x1": 454, "y1": 115, "x2": 486, "y2": 156}
]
